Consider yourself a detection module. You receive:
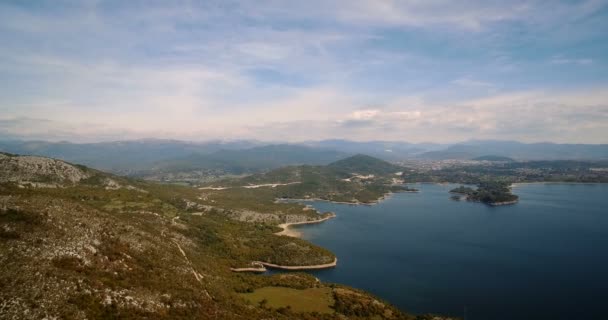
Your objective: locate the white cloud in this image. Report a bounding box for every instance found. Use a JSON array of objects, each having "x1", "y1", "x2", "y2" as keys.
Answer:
[
  {"x1": 3, "y1": 86, "x2": 606, "y2": 143},
  {"x1": 244, "y1": 87, "x2": 608, "y2": 143},
  {"x1": 0, "y1": 1, "x2": 607, "y2": 144},
  {"x1": 550, "y1": 56, "x2": 594, "y2": 65},
  {"x1": 350, "y1": 109, "x2": 380, "y2": 120},
  {"x1": 451, "y1": 77, "x2": 494, "y2": 88},
  {"x1": 237, "y1": 42, "x2": 292, "y2": 61},
  {"x1": 332, "y1": 0, "x2": 528, "y2": 30},
  {"x1": 243, "y1": 0, "x2": 607, "y2": 31}
]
